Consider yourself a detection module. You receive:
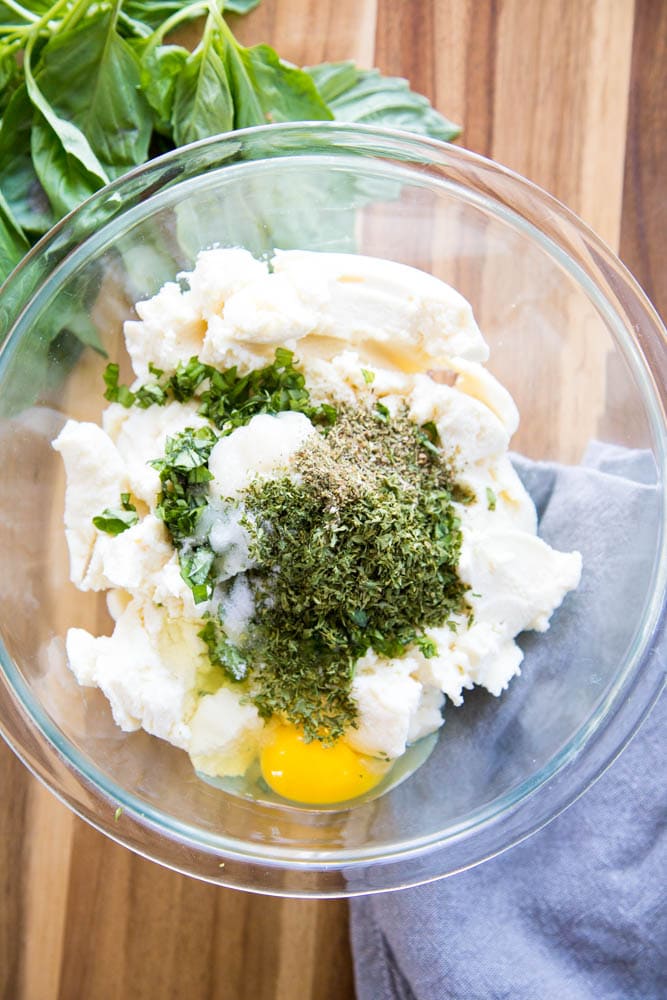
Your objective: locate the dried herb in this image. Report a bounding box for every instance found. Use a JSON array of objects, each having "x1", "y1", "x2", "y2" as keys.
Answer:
[{"x1": 237, "y1": 403, "x2": 470, "y2": 740}]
